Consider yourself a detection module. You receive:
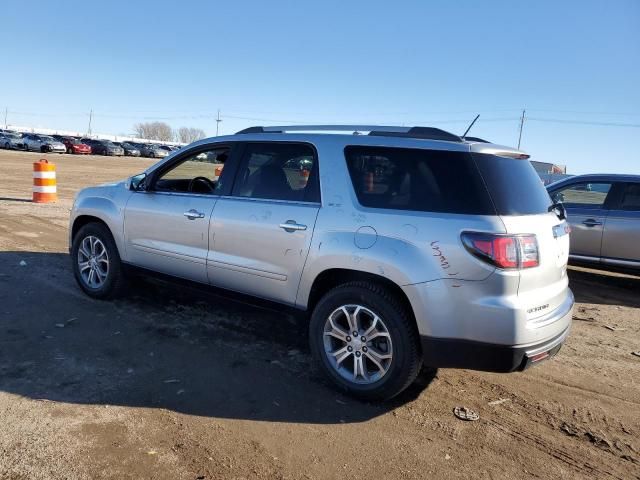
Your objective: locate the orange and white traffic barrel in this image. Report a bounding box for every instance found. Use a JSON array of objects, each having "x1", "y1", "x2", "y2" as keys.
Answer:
[{"x1": 32, "y1": 159, "x2": 57, "y2": 203}]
